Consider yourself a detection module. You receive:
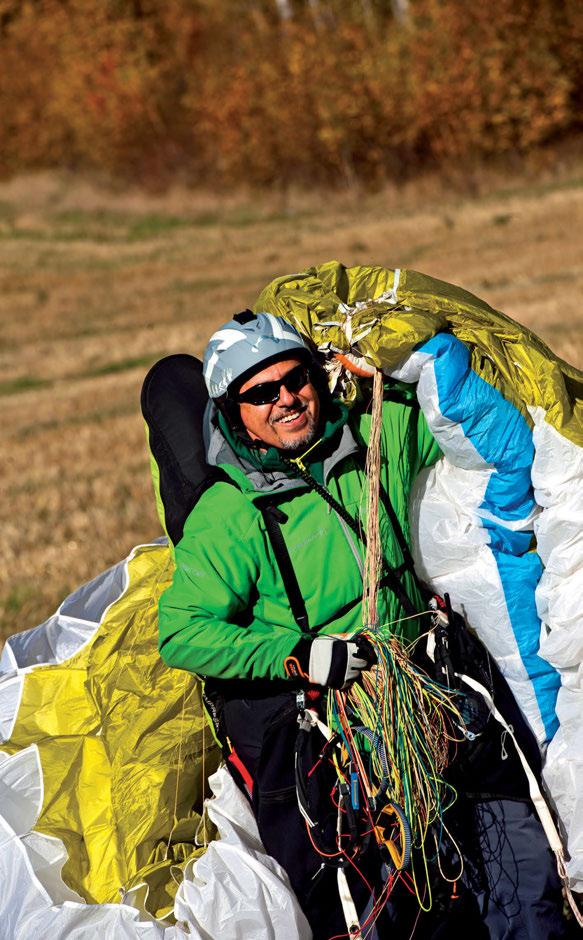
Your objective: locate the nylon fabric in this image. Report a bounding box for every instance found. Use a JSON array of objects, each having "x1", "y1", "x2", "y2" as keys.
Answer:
[
  {"x1": 0, "y1": 542, "x2": 220, "y2": 915},
  {"x1": 391, "y1": 333, "x2": 560, "y2": 744},
  {"x1": 254, "y1": 261, "x2": 583, "y2": 446},
  {"x1": 0, "y1": 745, "x2": 306, "y2": 938}
]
